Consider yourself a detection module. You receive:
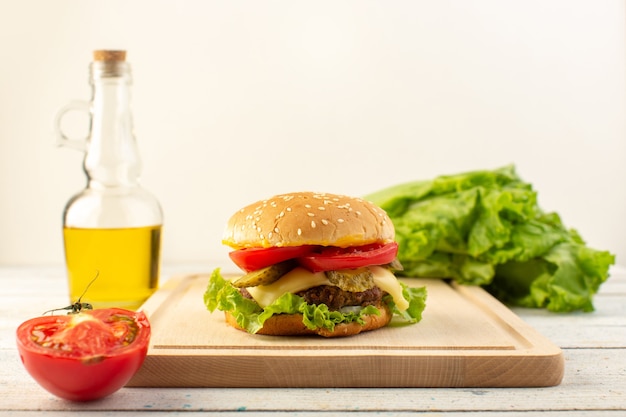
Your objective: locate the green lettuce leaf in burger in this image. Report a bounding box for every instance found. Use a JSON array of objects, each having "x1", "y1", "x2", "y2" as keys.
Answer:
[{"x1": 204, "y1": 191, "x2": 427, "y2": 337}]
